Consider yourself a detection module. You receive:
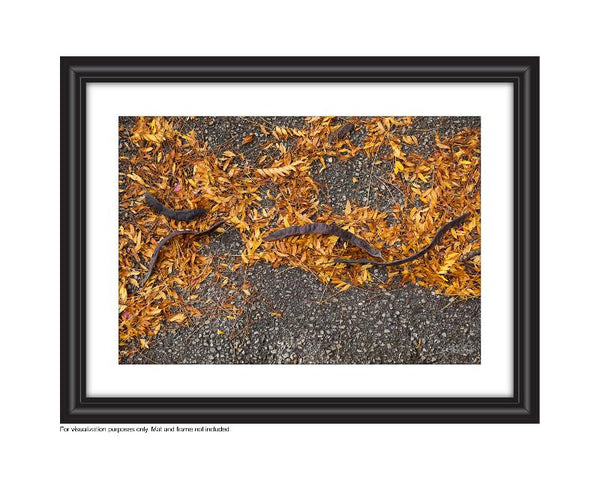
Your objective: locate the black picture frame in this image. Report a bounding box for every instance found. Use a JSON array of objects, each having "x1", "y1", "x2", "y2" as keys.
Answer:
[{"x1": 61, "y1": 56, "x2": 539, "y2": 424}]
